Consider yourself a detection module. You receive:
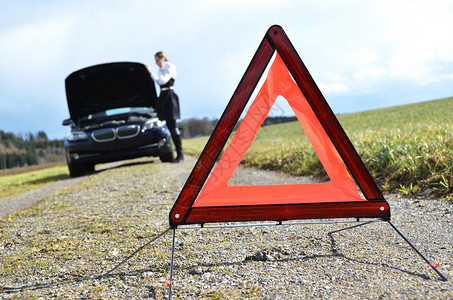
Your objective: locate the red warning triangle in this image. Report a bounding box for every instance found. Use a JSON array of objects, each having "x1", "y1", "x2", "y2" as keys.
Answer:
[{"x1": 170, "y1": 25, "x2": 390, "y2": 226}]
